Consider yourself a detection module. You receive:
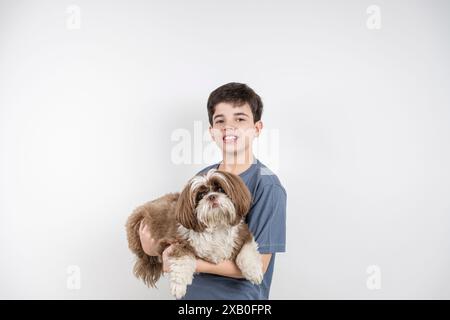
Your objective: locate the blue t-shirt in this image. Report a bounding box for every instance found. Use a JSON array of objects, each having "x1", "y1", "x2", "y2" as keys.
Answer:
[{"x1": 181, "y1": 158, "x2": 287, "y2": 300}]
